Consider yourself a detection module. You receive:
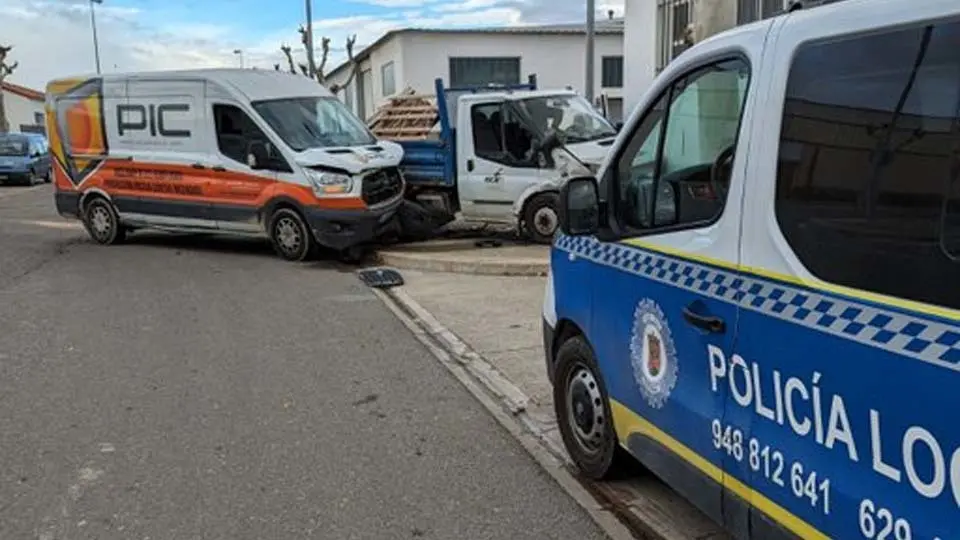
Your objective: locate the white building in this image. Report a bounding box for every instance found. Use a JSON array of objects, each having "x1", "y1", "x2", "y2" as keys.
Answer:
[
  {"x1": 324, "y1": 18, "x2": 625, "y2": 123},
  {"x1": 1, "y1": 81, "x2": 45, "y2": 134},
  {"x1": 623, "y1": 0, "x2": 834, "y2": 116}
]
